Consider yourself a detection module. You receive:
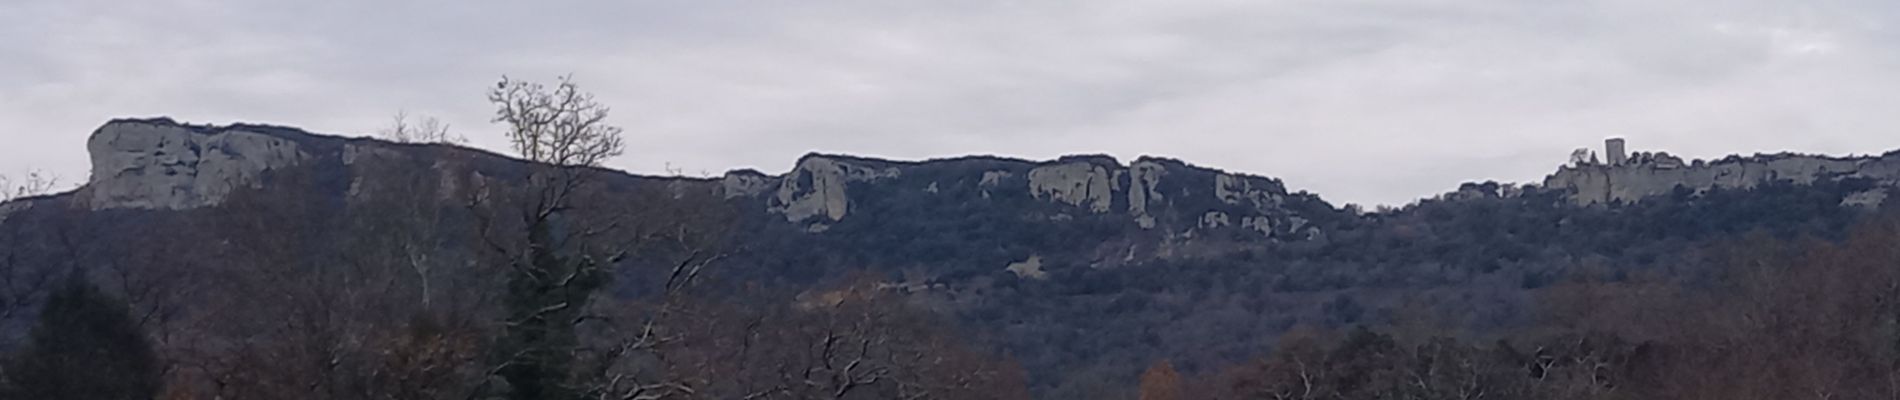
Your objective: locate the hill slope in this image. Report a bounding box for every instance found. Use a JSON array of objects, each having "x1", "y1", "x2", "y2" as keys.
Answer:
[{"x1": 5, "y1": 119, "x2": 1899, "y2": 397}]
